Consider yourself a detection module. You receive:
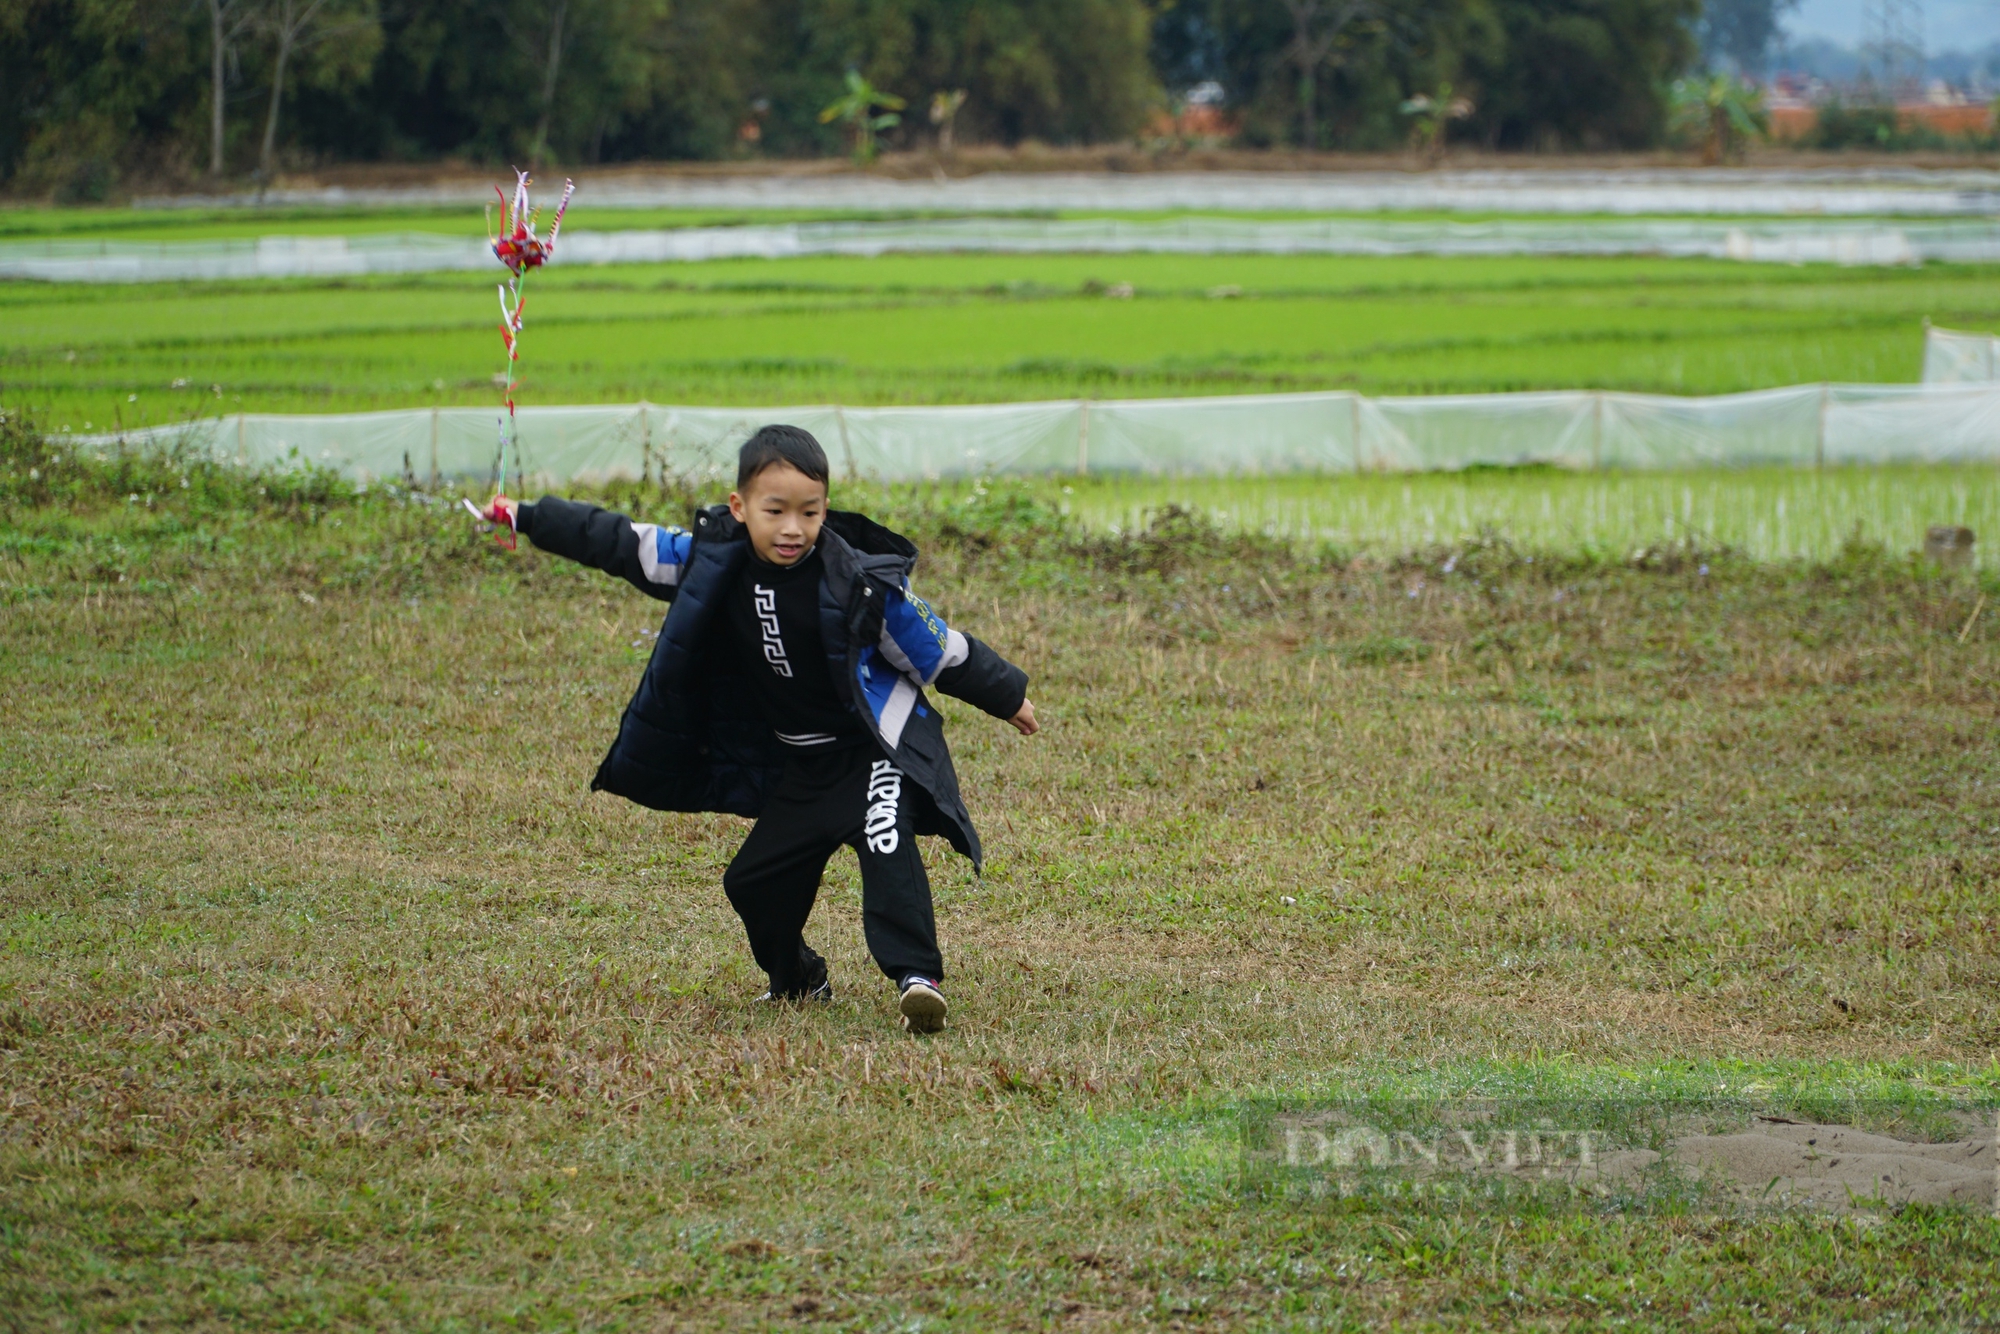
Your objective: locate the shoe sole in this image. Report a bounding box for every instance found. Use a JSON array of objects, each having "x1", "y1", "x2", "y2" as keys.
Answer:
[{"x1": 899, "y1": 984, "x2": 947, "y2": 1034}]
